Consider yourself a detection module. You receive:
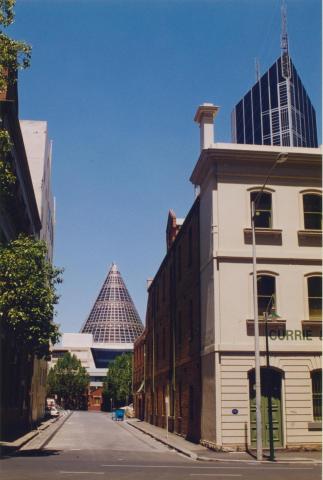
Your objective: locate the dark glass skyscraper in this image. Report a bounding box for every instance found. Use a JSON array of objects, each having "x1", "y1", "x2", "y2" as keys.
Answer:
[{"x1": 231, "y1": 55, "x2": 318, "y2": 148}]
